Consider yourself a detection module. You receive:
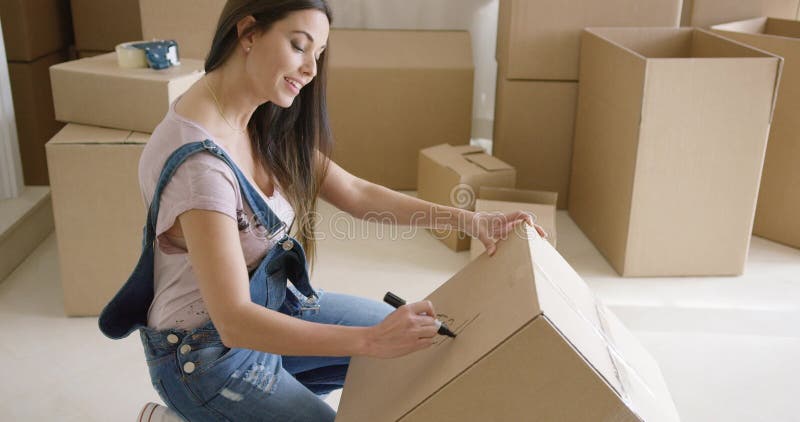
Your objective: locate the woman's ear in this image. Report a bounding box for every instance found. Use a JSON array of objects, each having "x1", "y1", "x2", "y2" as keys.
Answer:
[{"x1": 236, "y1": 15, "x2": 258, "y2": 49}]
